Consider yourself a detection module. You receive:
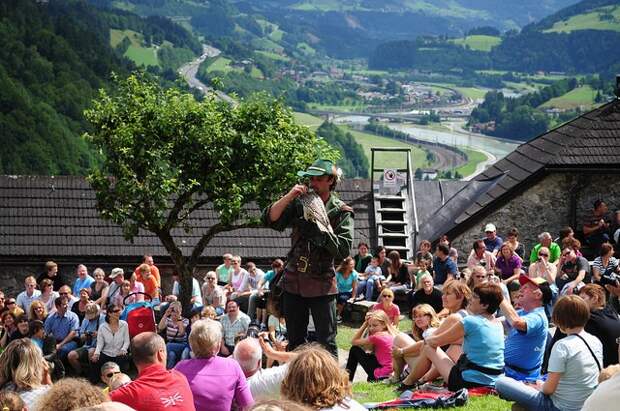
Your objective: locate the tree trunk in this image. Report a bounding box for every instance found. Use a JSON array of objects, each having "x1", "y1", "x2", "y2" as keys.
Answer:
[{"x1": 156, "y1": 230, "x2": 195, "y2": 318}]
